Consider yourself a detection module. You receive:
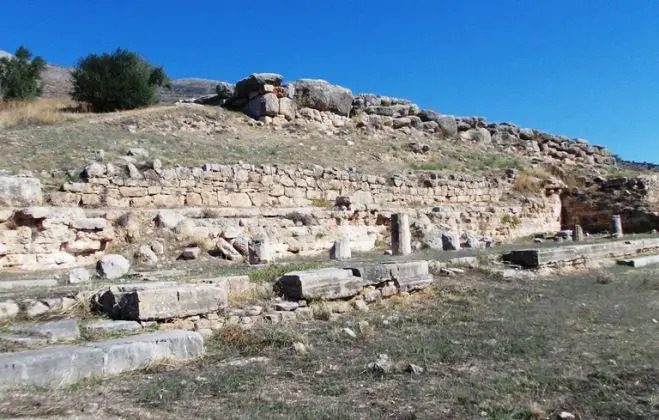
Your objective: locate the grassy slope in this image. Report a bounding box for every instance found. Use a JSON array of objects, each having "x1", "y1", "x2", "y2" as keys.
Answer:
[{"x1": 2, "y1": 266, "x2": 657, "y2": 419}]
